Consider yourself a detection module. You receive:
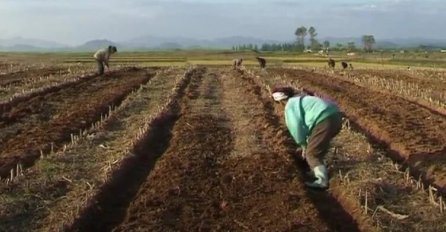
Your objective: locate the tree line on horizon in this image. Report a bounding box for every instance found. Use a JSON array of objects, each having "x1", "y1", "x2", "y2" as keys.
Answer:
[{"x1": 233, "y1": 26, "x2": 376, "y2": 53}]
